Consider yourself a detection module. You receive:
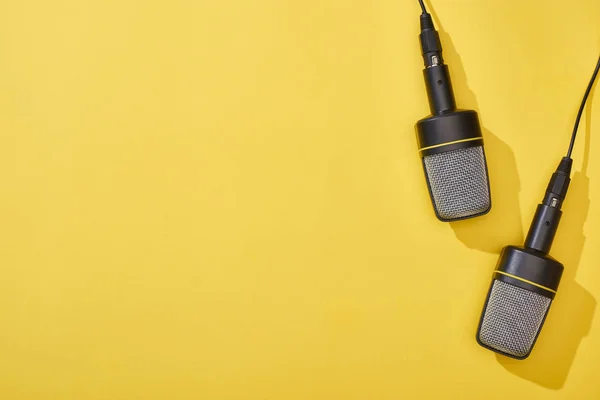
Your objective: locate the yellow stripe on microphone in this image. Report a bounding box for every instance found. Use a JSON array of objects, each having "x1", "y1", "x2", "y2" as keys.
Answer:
[
  {"x1": 418, "y1": 136, "x2": 483, "y2": 152},
  {"x1": 493, "y1": 270, "x2": 557, "y2": 294}
]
